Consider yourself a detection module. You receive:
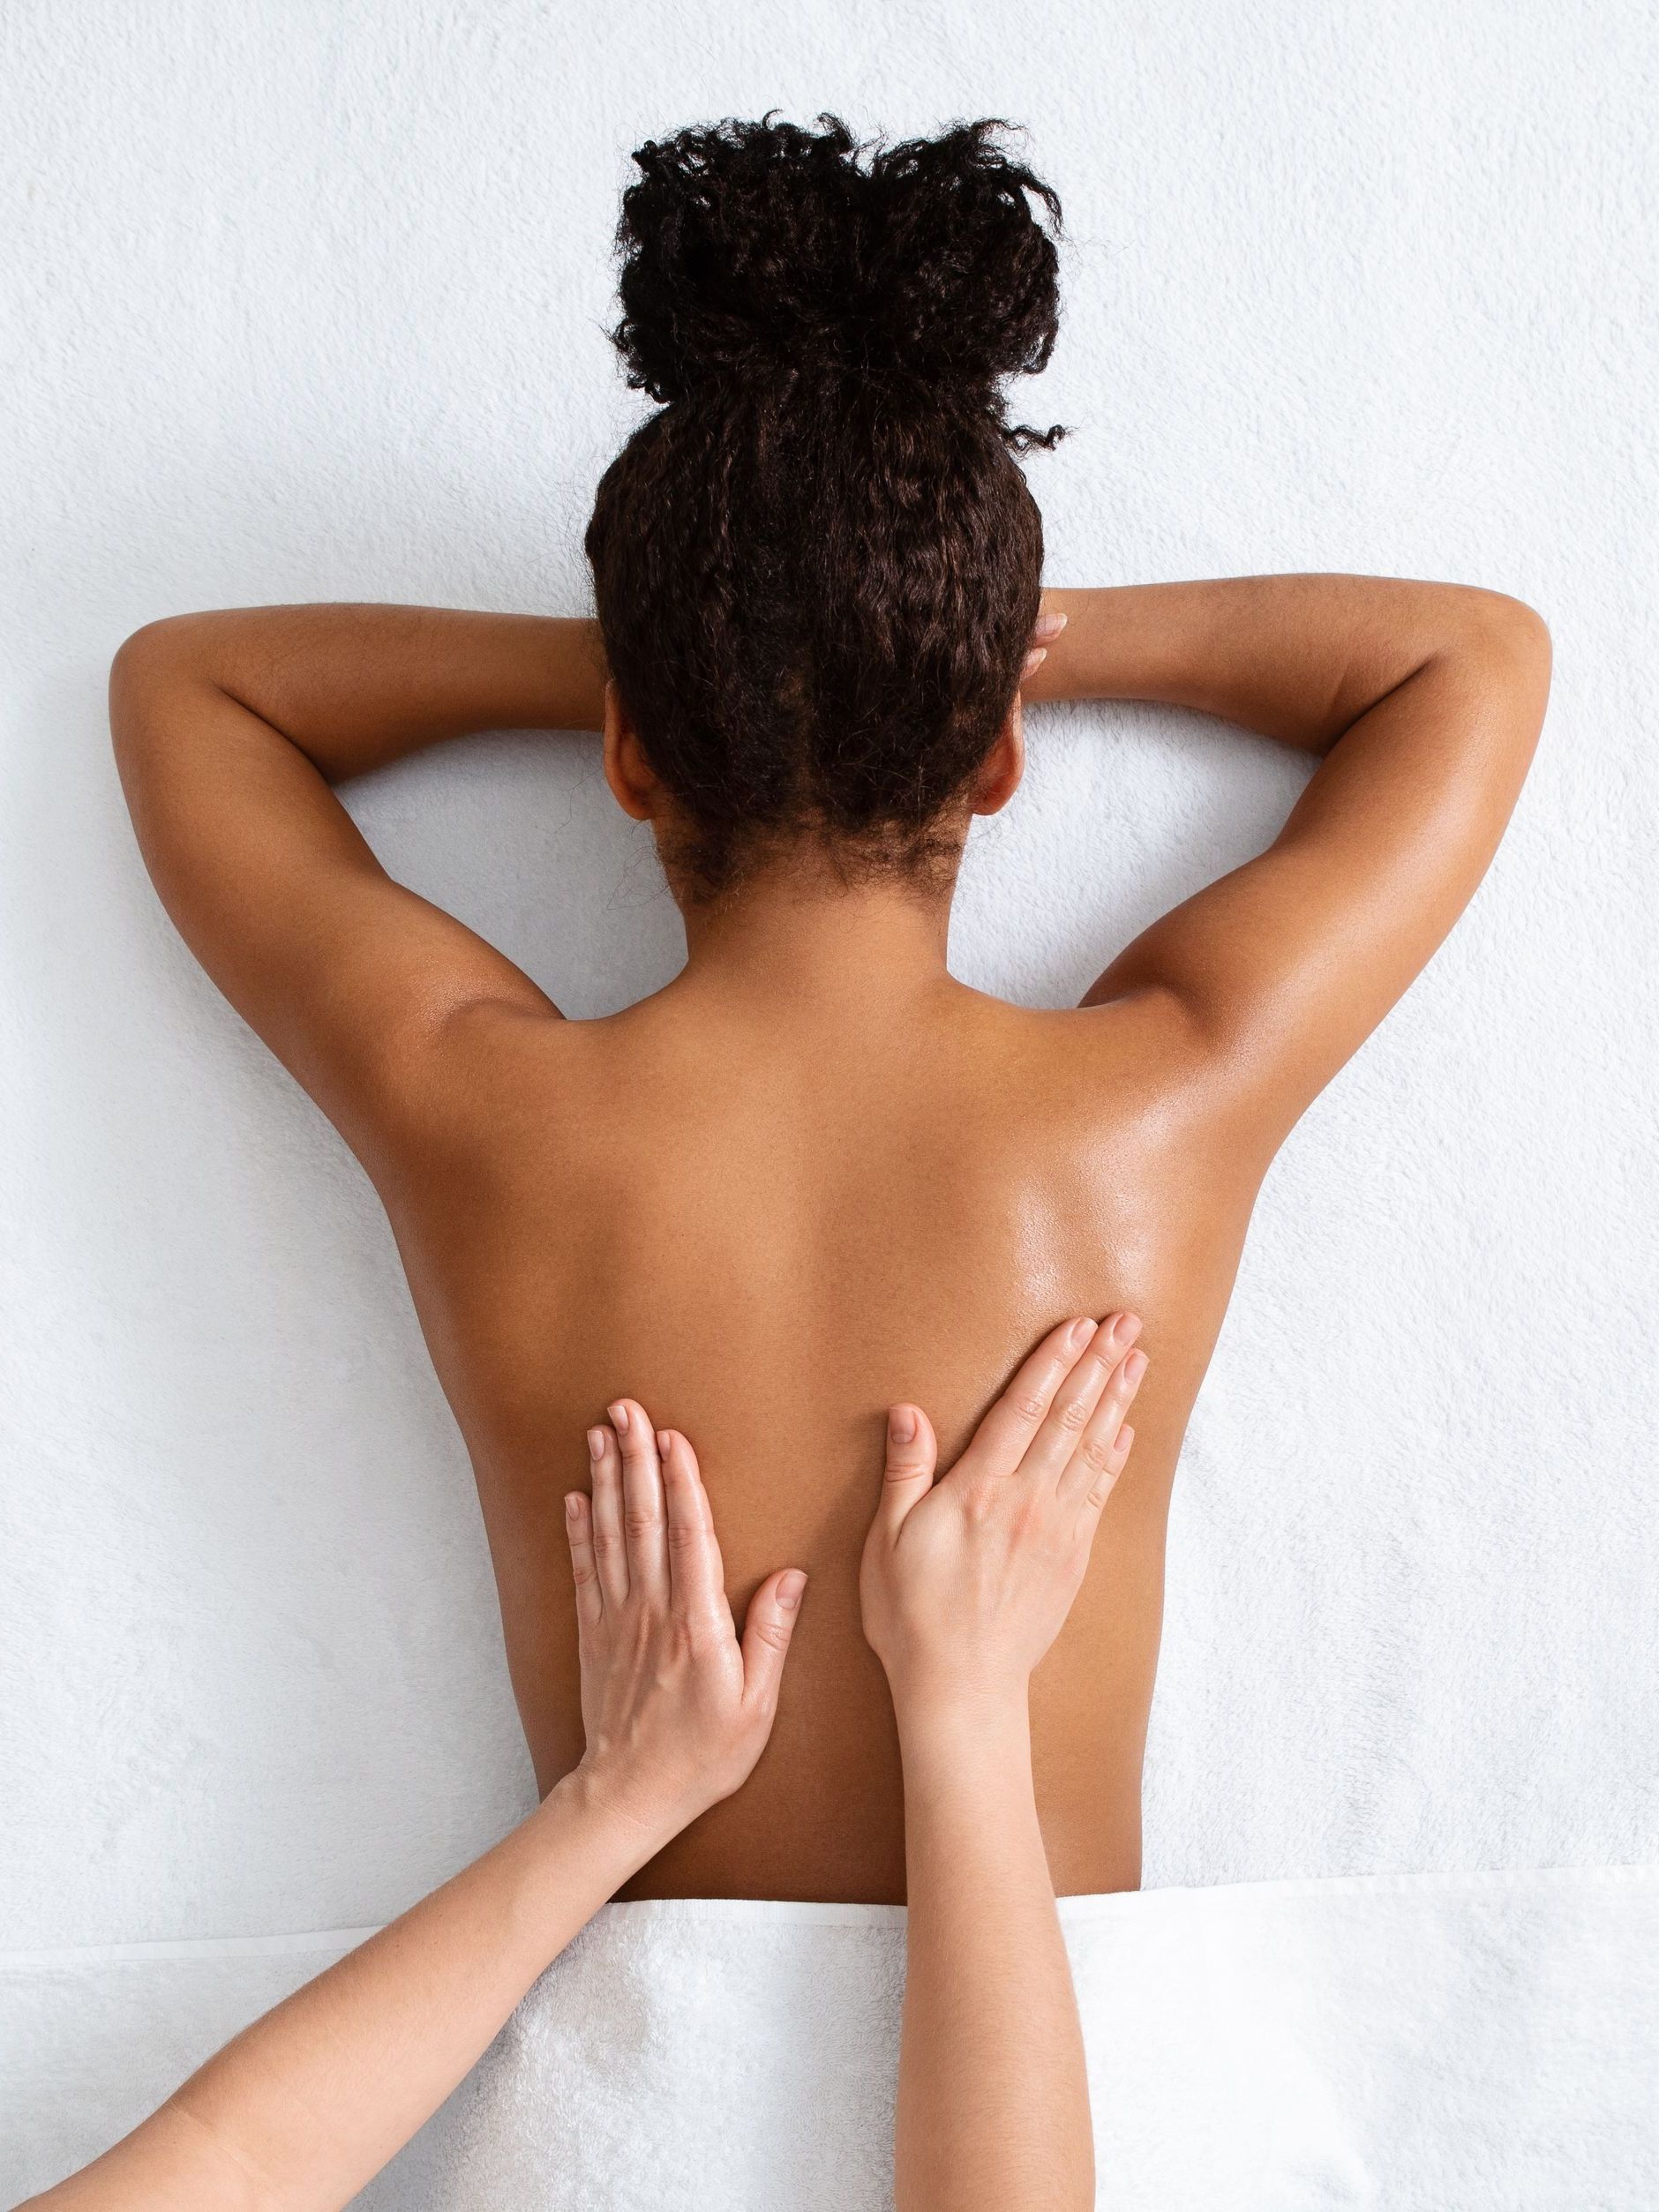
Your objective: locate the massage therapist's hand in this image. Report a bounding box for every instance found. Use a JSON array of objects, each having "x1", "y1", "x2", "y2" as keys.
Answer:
[
  {"x1": 565, "y1": 1400, "x2": 808, "y2": 1844},
  {"x1": 860, "y1": 1315, "x2": 1145, "y2": 1714}
]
